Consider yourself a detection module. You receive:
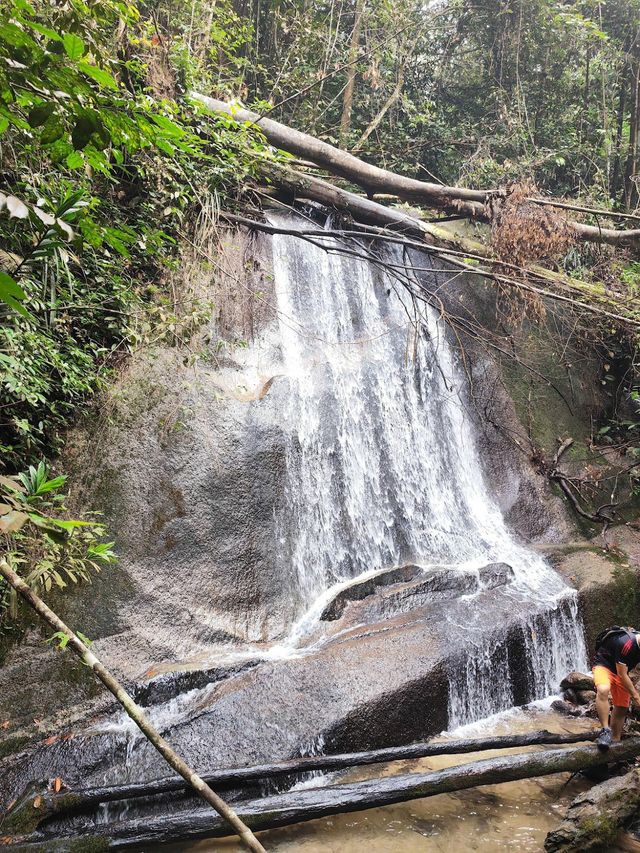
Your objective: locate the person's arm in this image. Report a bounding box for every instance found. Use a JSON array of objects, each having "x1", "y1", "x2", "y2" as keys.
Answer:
[{"x1": 615, "y1": 661, "x2": 640, "y2": 704}]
